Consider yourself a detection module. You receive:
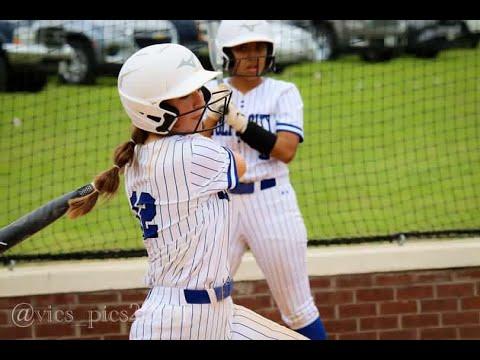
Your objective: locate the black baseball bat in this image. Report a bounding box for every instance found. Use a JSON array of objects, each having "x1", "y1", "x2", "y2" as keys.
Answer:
[{"x1": 0, "y1": 183, "x2": 95, "y2": 254}]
